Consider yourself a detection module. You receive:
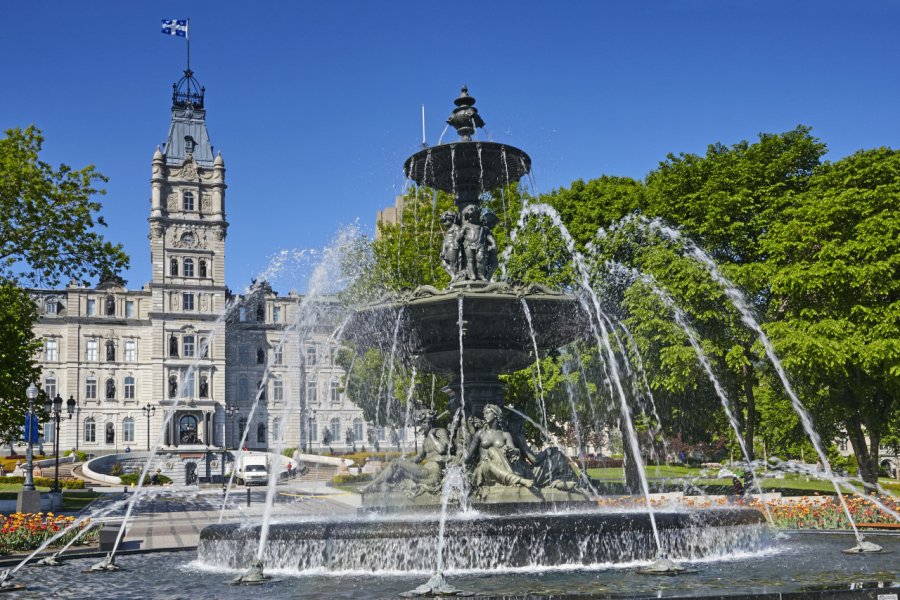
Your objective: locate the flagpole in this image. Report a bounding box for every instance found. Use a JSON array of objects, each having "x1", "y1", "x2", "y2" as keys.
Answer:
[{"x1": 186, "y1": 18, "x2": 191, "y2": 73}]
